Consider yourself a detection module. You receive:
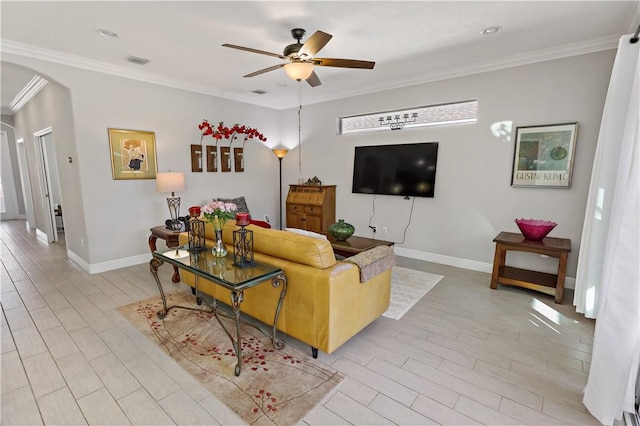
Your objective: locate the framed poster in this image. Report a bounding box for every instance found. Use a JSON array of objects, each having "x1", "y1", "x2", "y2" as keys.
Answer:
[
  {"x1": 108, "y1": 128, "x2": 158, "y2": 180},
  {"x1": 511, "y1": 122, "x2": 578, "y2": 188}
]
